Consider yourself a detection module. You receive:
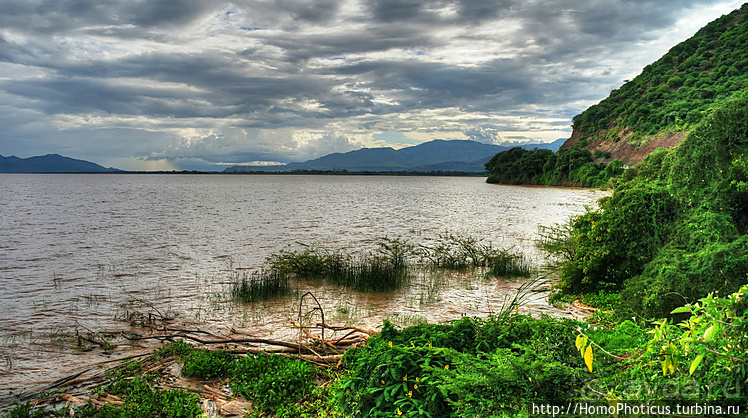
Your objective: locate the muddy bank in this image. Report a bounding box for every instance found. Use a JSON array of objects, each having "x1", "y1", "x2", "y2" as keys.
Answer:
[{"x1": 1, "y1": 270, "x2": 595, "y2": 411}]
